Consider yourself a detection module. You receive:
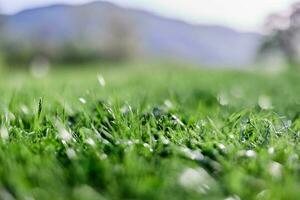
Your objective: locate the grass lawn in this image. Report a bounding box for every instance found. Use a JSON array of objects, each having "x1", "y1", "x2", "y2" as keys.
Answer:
[{"x1": 0, "y1": 63, "x2": 299, "y2": 200}]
